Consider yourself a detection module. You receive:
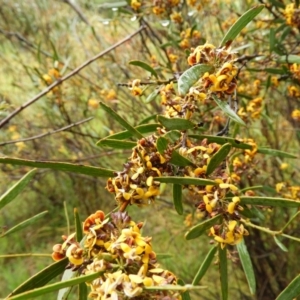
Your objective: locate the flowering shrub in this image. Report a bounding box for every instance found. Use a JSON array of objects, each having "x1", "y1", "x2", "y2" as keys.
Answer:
[{"x1": 1, "y1": 1, "x2": 300, "y2": 300}]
